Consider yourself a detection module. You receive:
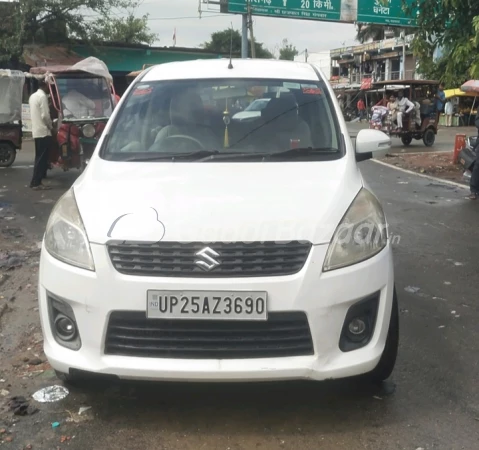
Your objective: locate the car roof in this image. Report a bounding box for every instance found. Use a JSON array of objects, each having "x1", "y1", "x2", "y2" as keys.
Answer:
[{"x1": 141, "y1": 59, "x2": 320, "y2": 83}]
